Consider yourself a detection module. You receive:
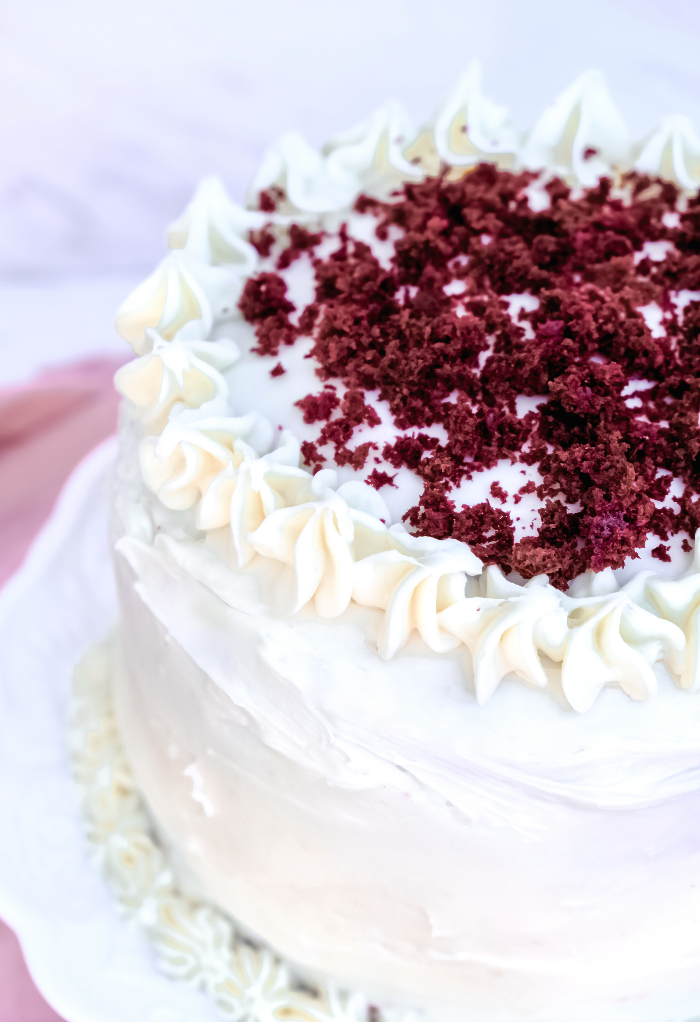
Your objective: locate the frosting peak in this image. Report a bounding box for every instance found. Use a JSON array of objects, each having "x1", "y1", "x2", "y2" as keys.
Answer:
[
  {"x1": 246, "y1": 102, "x2": 422, "y2": 214},
  {"x1": 140, "y1": 408, "x2": 273, "y2": 513},
  {"x1": 115, "y1": 330, "x2": 239, "y2": 433},
  {"x1": 420, "y1": 62, "x2": 520, "y2": 176},
  {"x1": 520, "y1": 69, "x2": 630, "y2": 187},
  {"x1": 167, "y1": 175, "x2": 264, "y2": 270},
  {"x1": 633, "y1": 114, "x2": 700, "y2": 192},
  {"x1": 114, "y1": 252, "x2": 244, "y2": 354}
]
